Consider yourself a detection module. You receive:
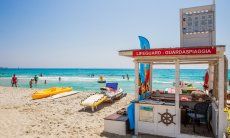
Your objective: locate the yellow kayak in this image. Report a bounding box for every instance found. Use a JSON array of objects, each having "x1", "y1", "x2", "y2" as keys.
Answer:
[{"x1": 32, "y1": 87, "x2": 73, "y2": 100}]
